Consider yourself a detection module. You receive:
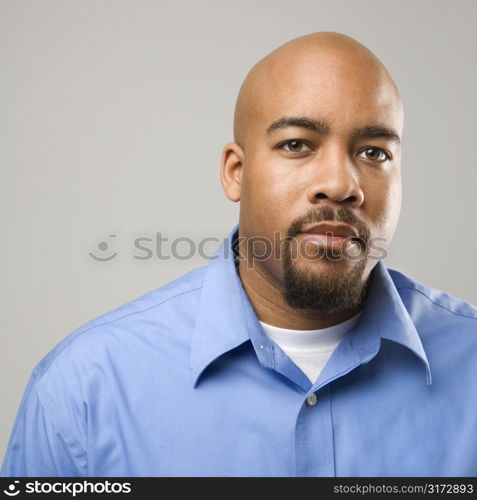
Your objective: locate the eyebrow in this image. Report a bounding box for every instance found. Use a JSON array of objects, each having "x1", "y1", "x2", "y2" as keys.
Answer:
[
  {"x1": 265, "y1": 115, "x2": 401, "y2": 145},
  {"x1": 353, "y1": 125, "x2": 401, "y2": 145},
  {"x1": 265, "y1": 116, "x2": 329, "y2": 135}
]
